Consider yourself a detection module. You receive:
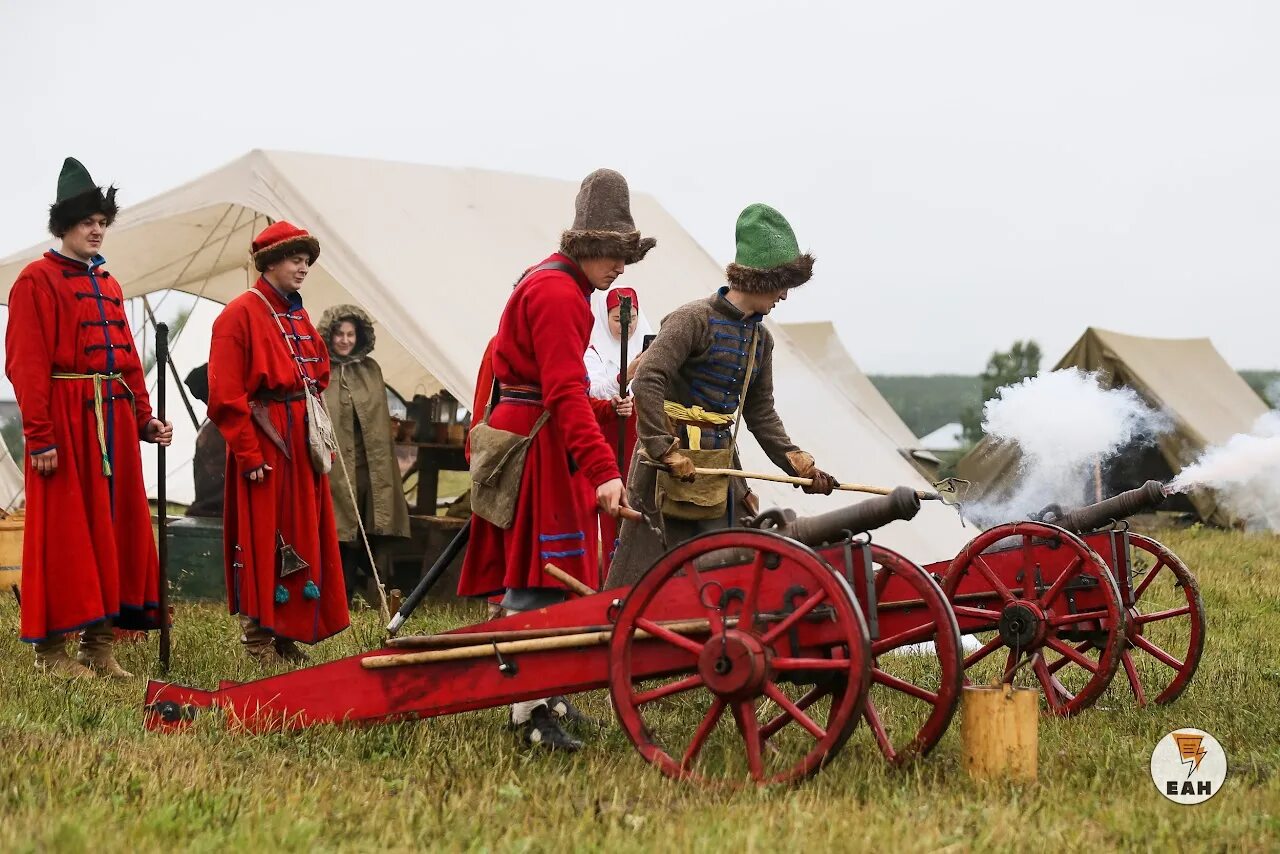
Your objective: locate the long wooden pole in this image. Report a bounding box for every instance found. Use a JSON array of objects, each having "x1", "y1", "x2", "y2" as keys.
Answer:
[
  {"x1": 543, "y1": 563, "x2": 595, "y2": 597},
  {"x1": 363, "y1": 617, "x2": 713, "y2": 669},
  {"x1": 692, "y1": 467, "x2": 943, "y2": 501}
]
